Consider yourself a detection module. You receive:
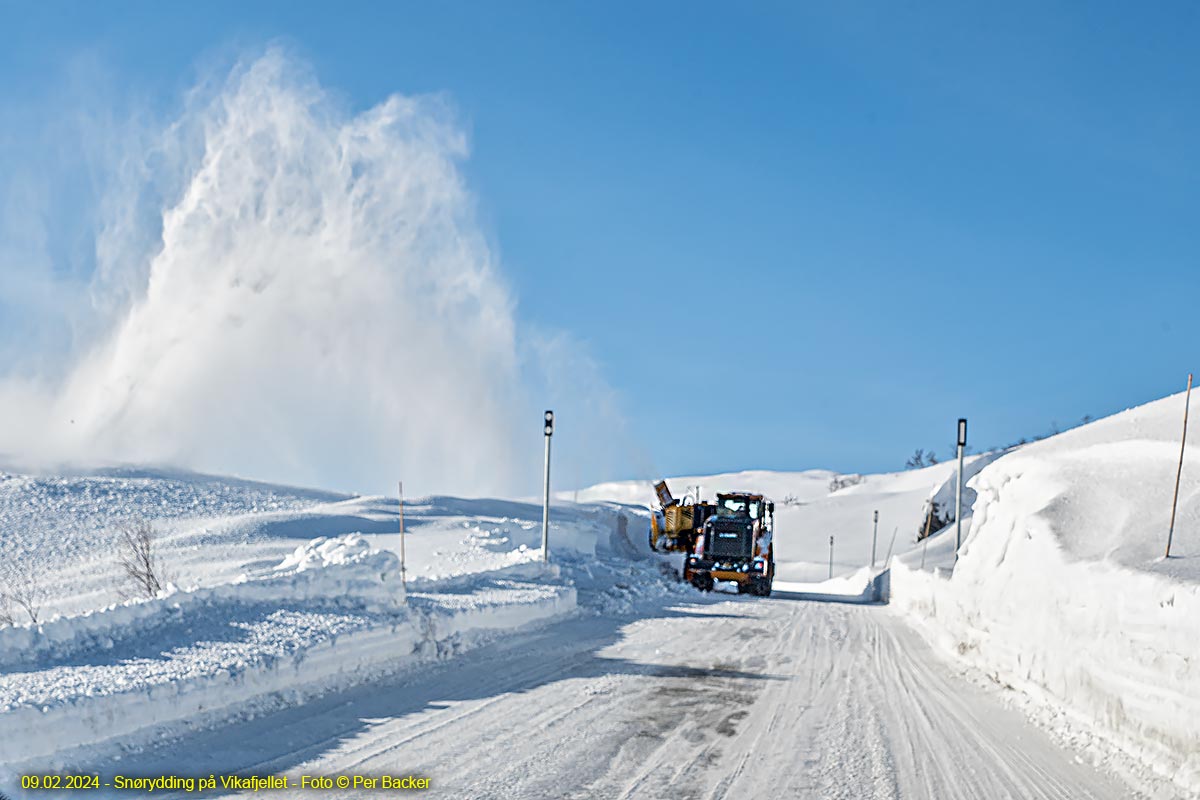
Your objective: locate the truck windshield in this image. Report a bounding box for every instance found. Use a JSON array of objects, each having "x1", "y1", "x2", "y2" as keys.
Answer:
[
  {"x1": 716, "y1": 497, "x2": 761, "y2": 519},
  {"x1": 717, "y1": 497, "x2": 748, "y2": 516}
]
